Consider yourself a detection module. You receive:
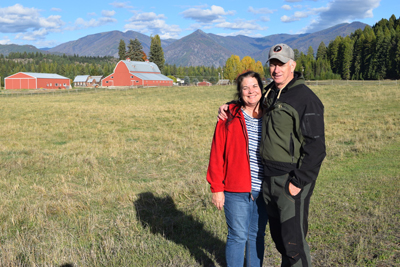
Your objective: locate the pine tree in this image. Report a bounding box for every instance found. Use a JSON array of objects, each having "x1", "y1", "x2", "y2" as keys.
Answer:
[
  {"x1": 339, "y1": 36, "x2": 354, "y2": 80},
  {"x1": 126, "y1": 38, "x2": 145, "y2": 61},
  {"x1": 118, "y1": 39, "x2": 126, "y2": 60},
  {"x1": 316, "y1": 42, "x2": 327, "y2": 60},
  {"x1": 149, "y1": 35, "x2": 165, "y2": 72},
  {"x1": 327, "y1": 36, "x2": 343, "y2": 74}
]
